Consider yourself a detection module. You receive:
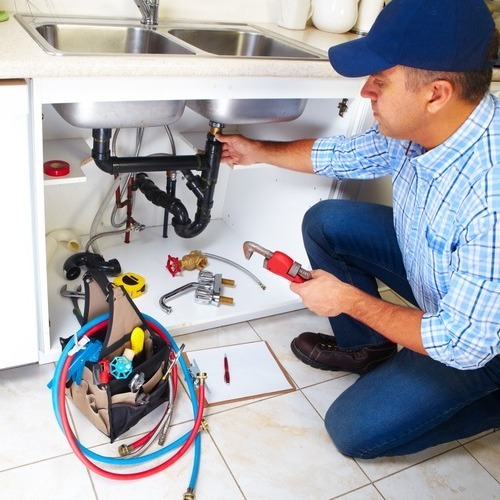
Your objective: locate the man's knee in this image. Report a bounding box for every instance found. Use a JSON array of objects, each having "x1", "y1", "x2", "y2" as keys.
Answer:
[
  {"x1": 302, "y1": 199, "x2": 355, "y2": 242},
  {"x1": 324, "y1": 388, "x2": 386, "y2": 460},
  {"x1": 325, "y1": 397, "x2": 366, "y2": 458}
]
